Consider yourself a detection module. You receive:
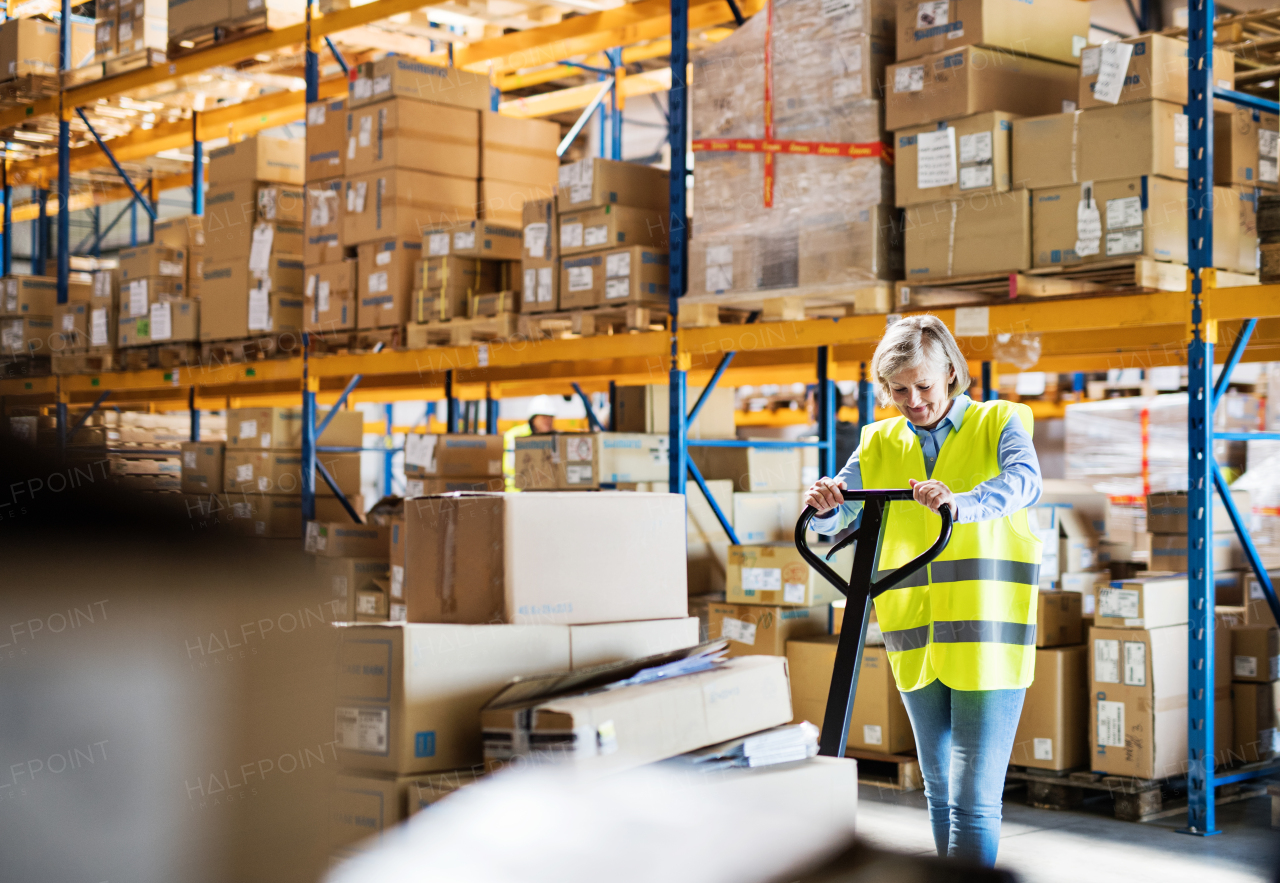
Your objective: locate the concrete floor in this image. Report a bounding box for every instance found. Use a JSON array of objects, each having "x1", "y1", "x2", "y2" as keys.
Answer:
[{"x1": 857, "y1": 781, "x2": 1280, "y2": 882}]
